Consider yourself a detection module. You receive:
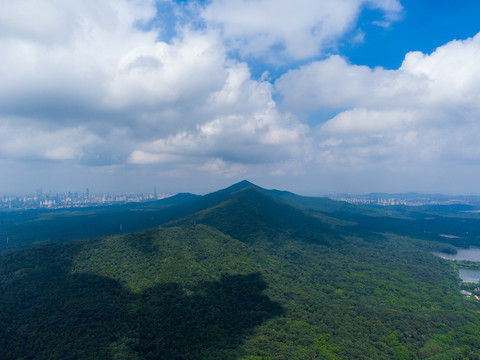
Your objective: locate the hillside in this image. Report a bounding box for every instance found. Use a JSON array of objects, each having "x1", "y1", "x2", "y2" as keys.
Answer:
[
  {"x1": 0, "y1": 225, "x2": 285, "y2": 359},
  {"x1": 168, "y1": 186, "x2": 344, "y2": 248},
  {"x1": 1, "y1": 181, "x2": 480, "y2": 359},
  {"x1": 2, "y1": 180, "x2": 480, "y2": 254},
  {"x1": 0, "y1": 192, "x2": 200, "y2": 253}
]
